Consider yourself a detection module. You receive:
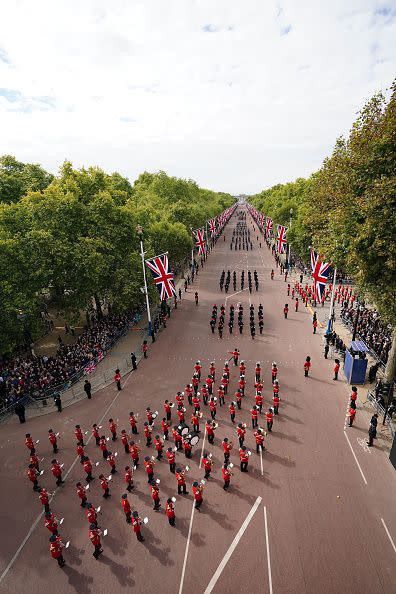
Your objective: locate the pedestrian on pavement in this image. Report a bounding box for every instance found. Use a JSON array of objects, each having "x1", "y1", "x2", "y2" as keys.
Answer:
[
  {"x1": 348, "y1": 407, "x2": 356, "y2": 427},
  {"x1": 27, "y1": 464, "x2": 40, "y2": 491},
  {"x1": 114, "y1": 369, "x2": 122, "y2": 391},
  {"x1": 239, "y1": 446, "x2": 249, "y2": 472},
  {"x1": 370, "y1": 413, "x2": 378, "y2": 429},
  {"x1": 324, "y1": 344, "x2": 329, "y2": 359},
  {"x1": 192, "y1": 482, "x2": 204, "y2": 510},
  {"x1": 132, "y1": 511, "x2": 145, "y2": 541},
  {"x1": 109, "y1": 418, "x2": 117, "y2": 441},
  {"x1": 48, "y1": 429, "x2": 59, "y2": 453},
  {"x1": 333, "y1": 359, "x2": 340, "y2": 380},
  {"x1": 123, "y1": 466, "x2": 134, "y2": 492},
  {"x1": 195, "y1": 292, "x2": 199, "y2": 305},
  {"x1": 98, "y1": 474, "x2": 110, "y2": 498},
  {"x1": 83, "y1": 456, "x2": 94, "y2": 482},
  {"x1": 84, "y1": 380, "x2": 92, "y2": 399},
  {"x1": 39, "y1": 487, "x2": 50, "y2": 512},
  {"x1": 150, "y1": 481, "x2": 161, "y2": 511},
  {"x1": 89, "y1": 524, "x2": 104, "y2": 559},
  {"x1": 51, "y1": 459, "x2": 64, "y2": 486},
  {"x1": 175, "y1": 468, "x2": 189, "y2": 494},
  {"x1": 266, "y1": 408, "x2": 274, "y2": 432},
  {"x1": 131, "y1": 352, "x2": 137, "y2": 370},
  {"x1": 304, "y1": 356, "x2": 311, "y2": 377},
  {"x1": 49, "y1": 535, "x2": 65, "y2": 567},
  {"x1": 367, "y1": 423, "x2": 377, "y2": 447},
  {"x1": 122, "y1": 493, "x2": 132, "y2": 523},
  {"x1": 15, "y1": 401, "x2": 26, "y2": 423},
  {"x1": 142, "y1": 340, "x2": 148, "y2": 358},
  {"x1": 54, "y1": 393, "x2": 62, "y2": 412},
  {"x1": 76, "y1": 482, "x2": 87, "y2": 507},
  {"x1": 165, "y1": 498, "x2": 176, "y2": 526},
  {"x1": 222, "y1": 463, "x2": 232, "y2": 490}
]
